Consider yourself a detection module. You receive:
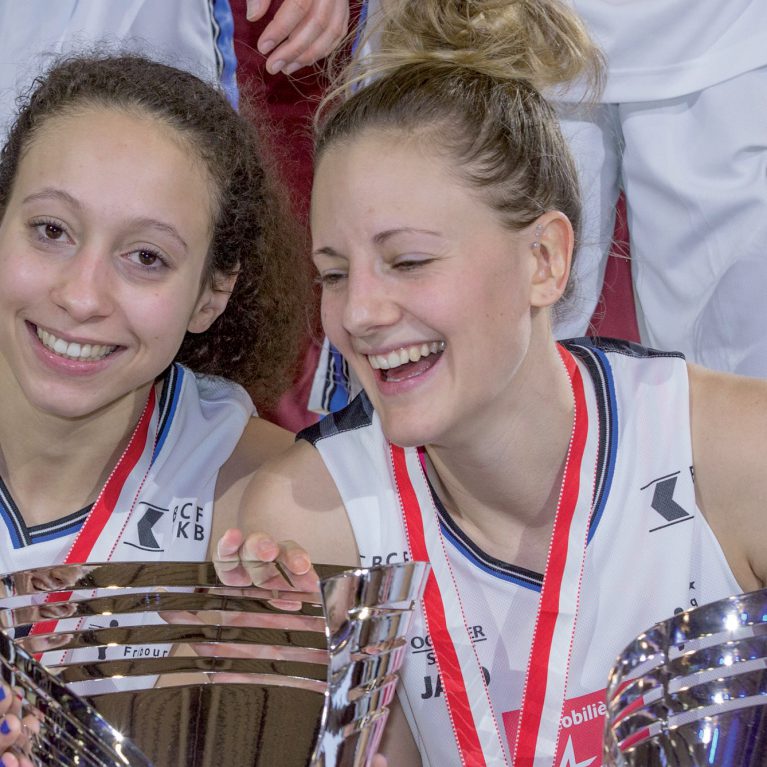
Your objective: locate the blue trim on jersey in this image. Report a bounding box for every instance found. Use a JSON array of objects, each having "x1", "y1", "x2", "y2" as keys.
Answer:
[
  {"x1": 0, "y1": 482, "x2": 89, "y2": 549},
  {"x1": 586, "y1": 346, "x2": 619, "y2": 543},
  {"x1": 322, "y1": 344, "x2": 352, "y2": 413},
  {"x1": 152, "y1": 364, "x2": 184, "y2": 463},
  {"x1": 0, "y1": 485, "x2": 24, "y2": 549},
  {"x1": 352, "y1": 0, "x2": 370, "y2": 55},
  {"x1": 211, "y1": 0, "x2": 239, "y2": 108},
  {"x1": 439, "y1": 519, "x2": 543, "y2": 592},
  {"x1": 31, "y1": 521, "x2": 84, "y2": 544}
]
